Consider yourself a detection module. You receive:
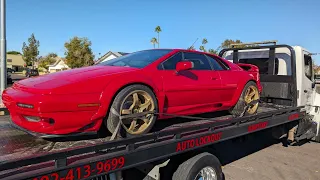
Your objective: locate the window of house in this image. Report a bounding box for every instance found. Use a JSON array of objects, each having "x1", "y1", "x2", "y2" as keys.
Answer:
[
  {"x1": 304, "y1": 54, "x2": 313, "y2": 80},
  {"x1": 238, "y1": 58, "x2": 279, "y2": 74},
  {"x1": 183, "y1": 52, "x2": 211, "y2": 70},
  {"x1": 7, "y1": 59, "x2": 12, "y2": 62}
]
